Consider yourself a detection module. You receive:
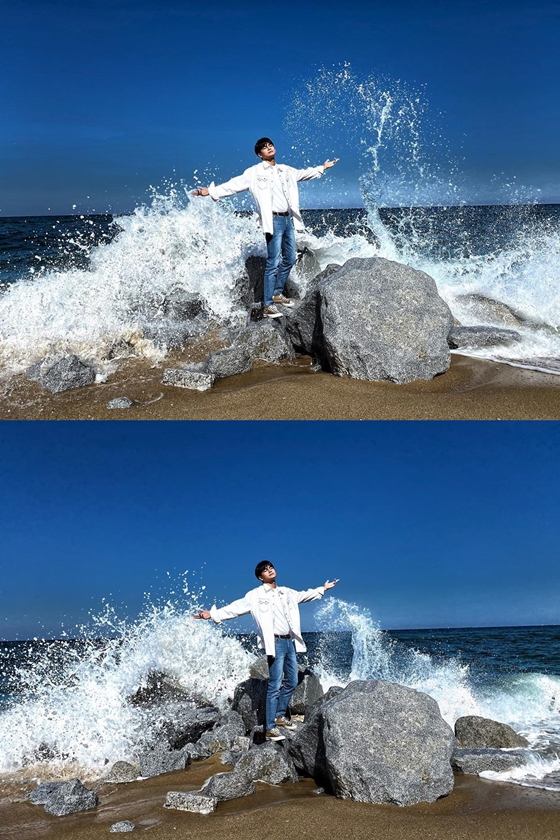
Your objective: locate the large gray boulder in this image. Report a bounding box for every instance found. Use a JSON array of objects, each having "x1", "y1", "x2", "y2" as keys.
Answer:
[
  {"x1": 235, "y1": 742, "x2": 299, "y2": 784},
  {"x1": 289, "y1": 680, "x2": 455, "y2": 806},
  {"x1": 27, "y1": 354, "x2": 96, "y2": 393},
  {"x1": 454, "y1": 715, "x2": 529, "y2": 749},
  {"x1": 319, "y1": 258, "x2": 453, "y2": 383},
  {"x1": 29, "y1": 779, "x2": 99, "y2": 816},
  {"x1": 201, "y1": 770, "x2": 255, "y2": 801},
  {"x1": 451, "y1": 748, "x2": 528, "y2": 774}
]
